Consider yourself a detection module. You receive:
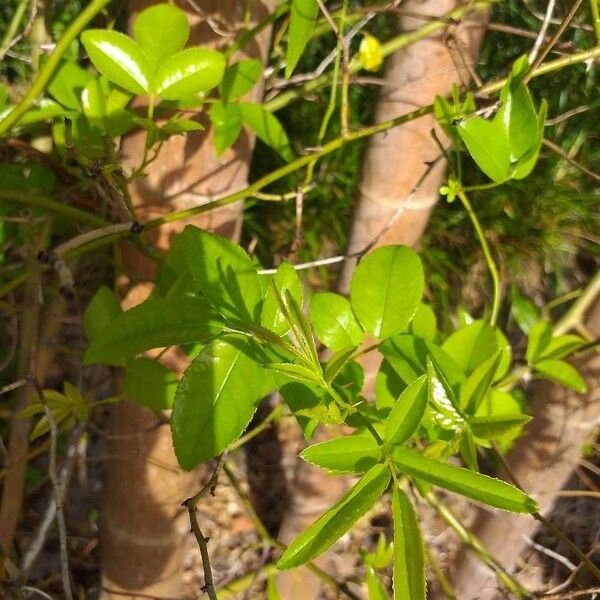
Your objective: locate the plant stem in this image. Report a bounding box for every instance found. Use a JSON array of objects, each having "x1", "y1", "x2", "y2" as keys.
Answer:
[
  {"x1": 0, "y1": 0, "x2": 114, "y2": 136},
  {"x1": 0, "y1": 0, "x2": 30, "y2": 61},
  {"x1": 457, "y1": 190, "x2": 501, "y2": 326},
  {"x1": 0, "y1": 190, "x2": 108, "y2": 227},
  {"x1": 265, "y1": 0, "x2": 495, "y2": 113},
  {"x1": 554, "y1": 270, "x2": 600, "y2": 335},
  {"x1": 222, "y1": 462, "x2": 361, "y2": 600},
  {"x1": 491, "y1": 442, "x2": 600, "y2": 584},
  {"x1": 424, "y1": 490, "x2": 531, "y2": 598},
  {"x1": 590, "y1": 0, "x2": 600, "y2": 41}
]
